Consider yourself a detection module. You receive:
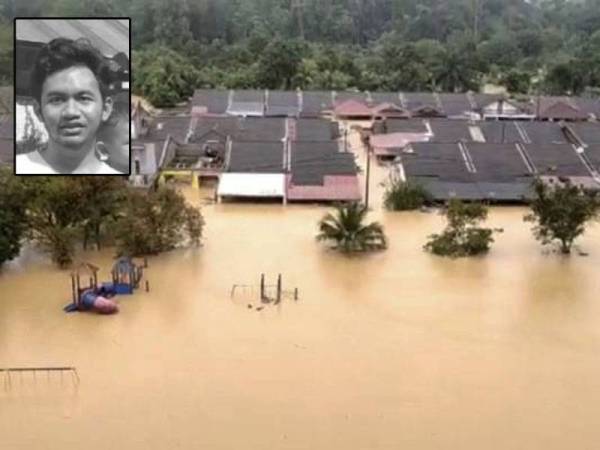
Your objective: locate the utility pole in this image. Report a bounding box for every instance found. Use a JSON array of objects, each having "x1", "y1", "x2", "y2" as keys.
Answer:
[
  {"x1": 365, "y1": 144, "x2": 371, "y2": 208},
  {"x1": 344, "y1": 128, "x2": 348, "y2": 152},
  {"x1": 291, "y1": 0, "x2": 305, "y2": 40},
  {"x1": 473, "y1": 0, "x2": 480, "y2": 43}
]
